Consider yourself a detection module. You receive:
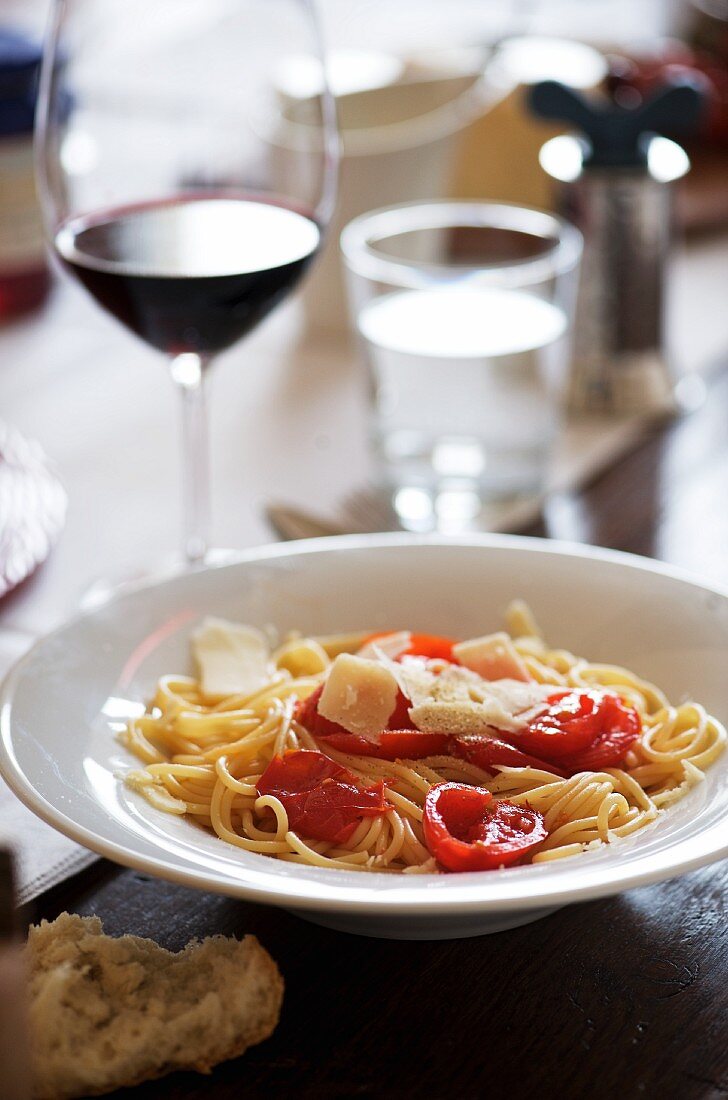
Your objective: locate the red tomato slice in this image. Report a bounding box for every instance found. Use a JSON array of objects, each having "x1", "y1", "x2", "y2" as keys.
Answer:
[
  {"x1": 513, "y1": 690, "x2": 604, "y2": 759},
  {"x1": 257, "y1": 749, "x2": 345, "y2": 795},
  {"x1": 318, "y1": 729, "x2": 450, "y2": 761},
  {"x1": 423, "y1": 782, "x2": 547, "y2": 872},
  {"x1": 362, "y1": 631, "x2": 458, "y2": 663},
  {"x1": 559, "y1": 696, "x2": 642, "y2": 773},
  {"x1": 294, "y1": 684, "x2": 345, "y2": 738},
  {"x1": 388, "y1": 689, "x2": 416, "y2": 729},
  {"x1": 406, "y1": 633, "x2": 458, "y2": 661},
  {"x1": 452, "y1": 735, "x2": 567, "y2": 777},
  {"x1": 295, "y1": 684, "x2": 416, "y2": 738},
  {"x1": 257, "y1": 750, "x2": 389, "y2": 844}
]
